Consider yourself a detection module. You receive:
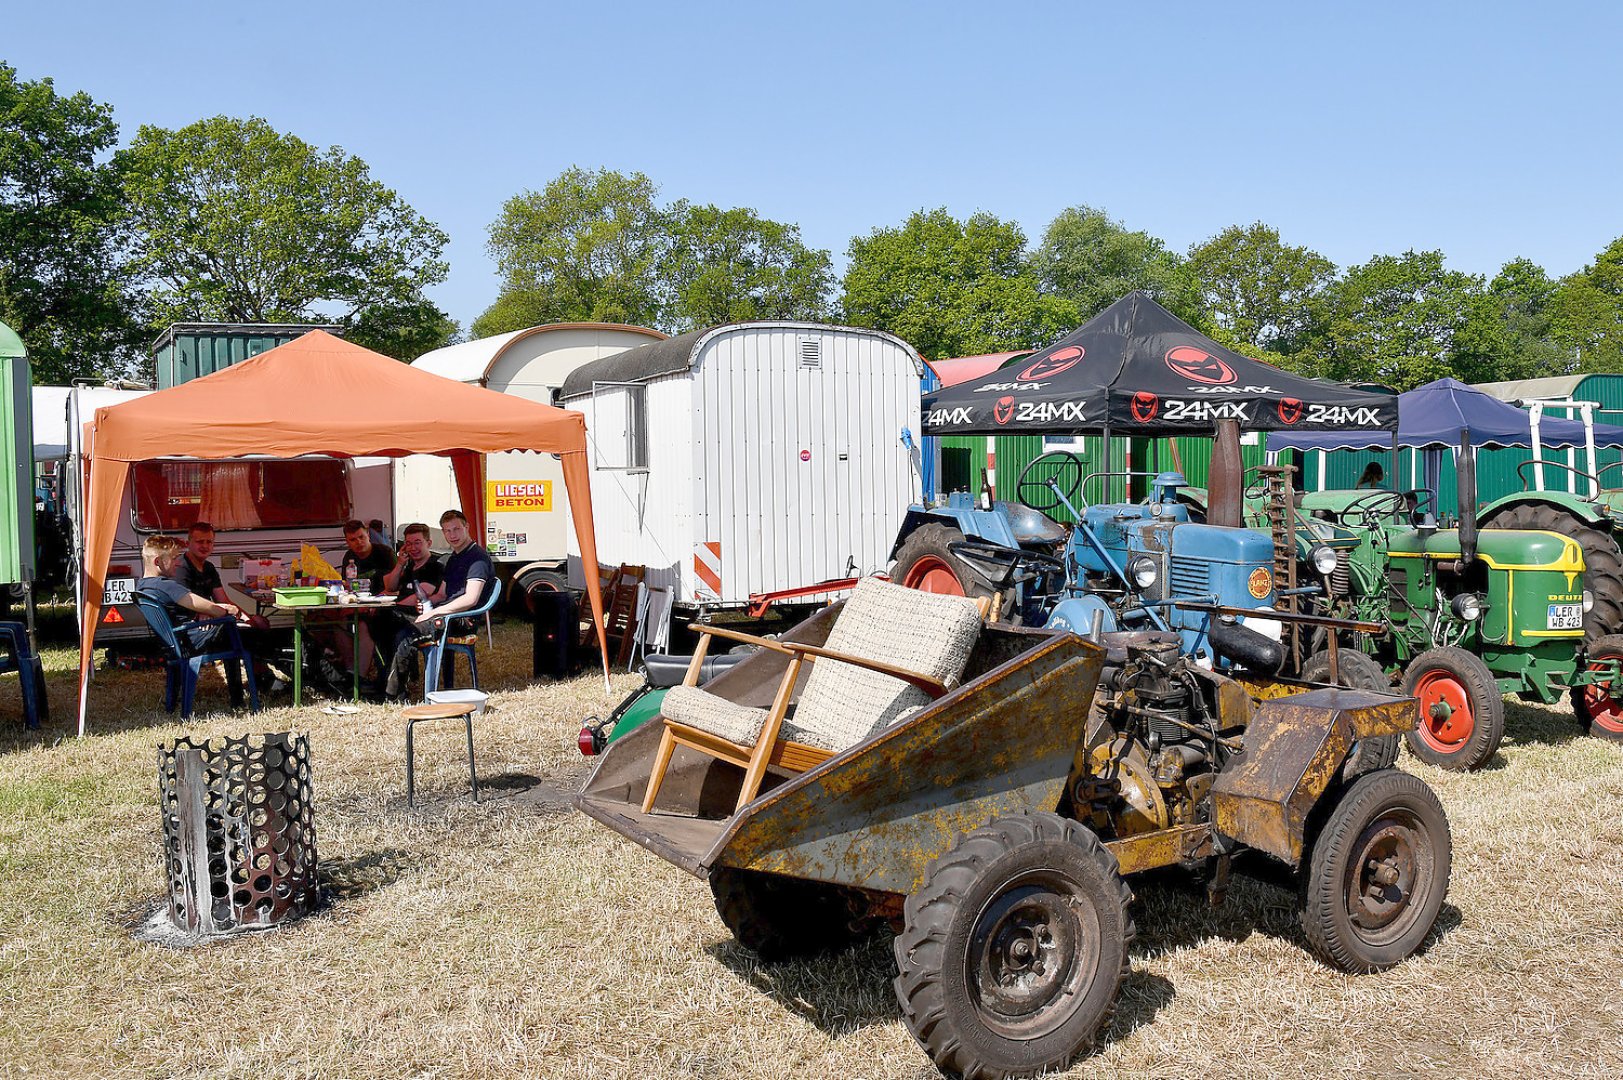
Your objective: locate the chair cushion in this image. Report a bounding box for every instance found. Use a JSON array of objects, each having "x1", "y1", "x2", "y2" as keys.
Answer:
[
  {"x1": 661, "y1": 684, "x2": 769, "y2": 746},
  {"x1": 792, "y1": 578, "x2": 981, "y2": 752}
]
